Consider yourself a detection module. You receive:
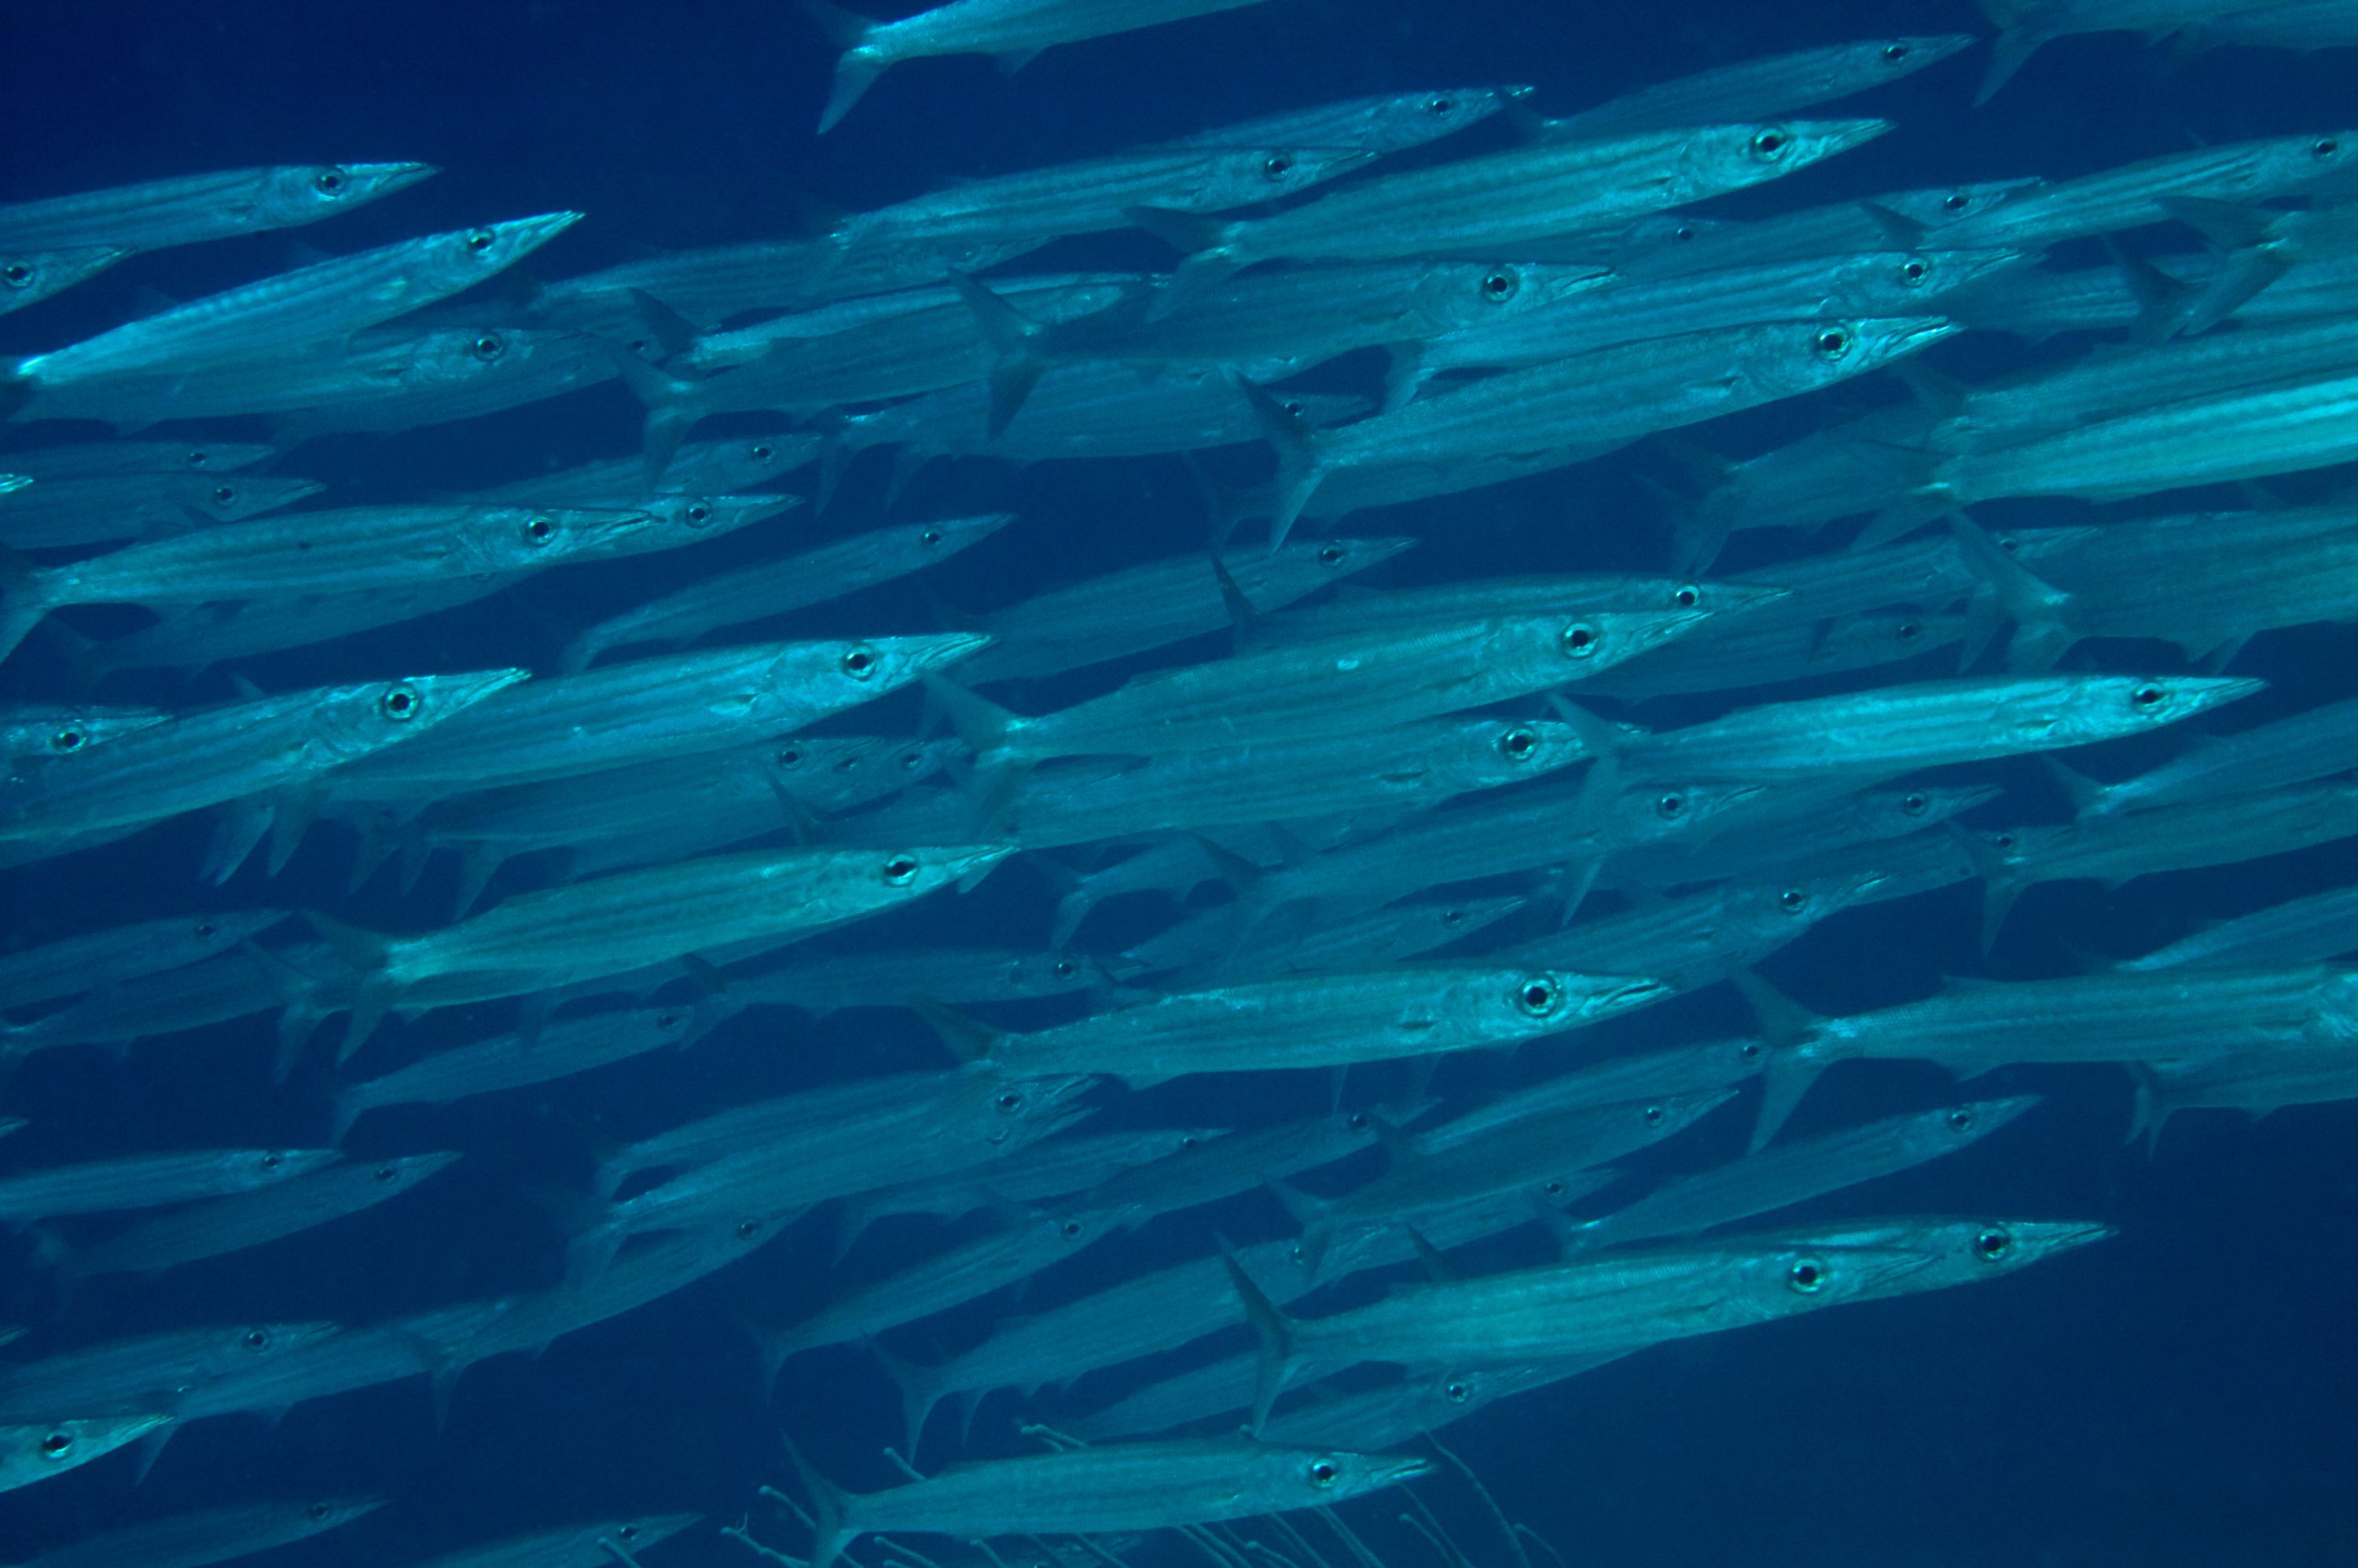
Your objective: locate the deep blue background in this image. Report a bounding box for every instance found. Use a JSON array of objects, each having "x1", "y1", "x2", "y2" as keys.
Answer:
[{"x1": 4, "y1": 3, "x2": 2358, "y2": 1566}]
